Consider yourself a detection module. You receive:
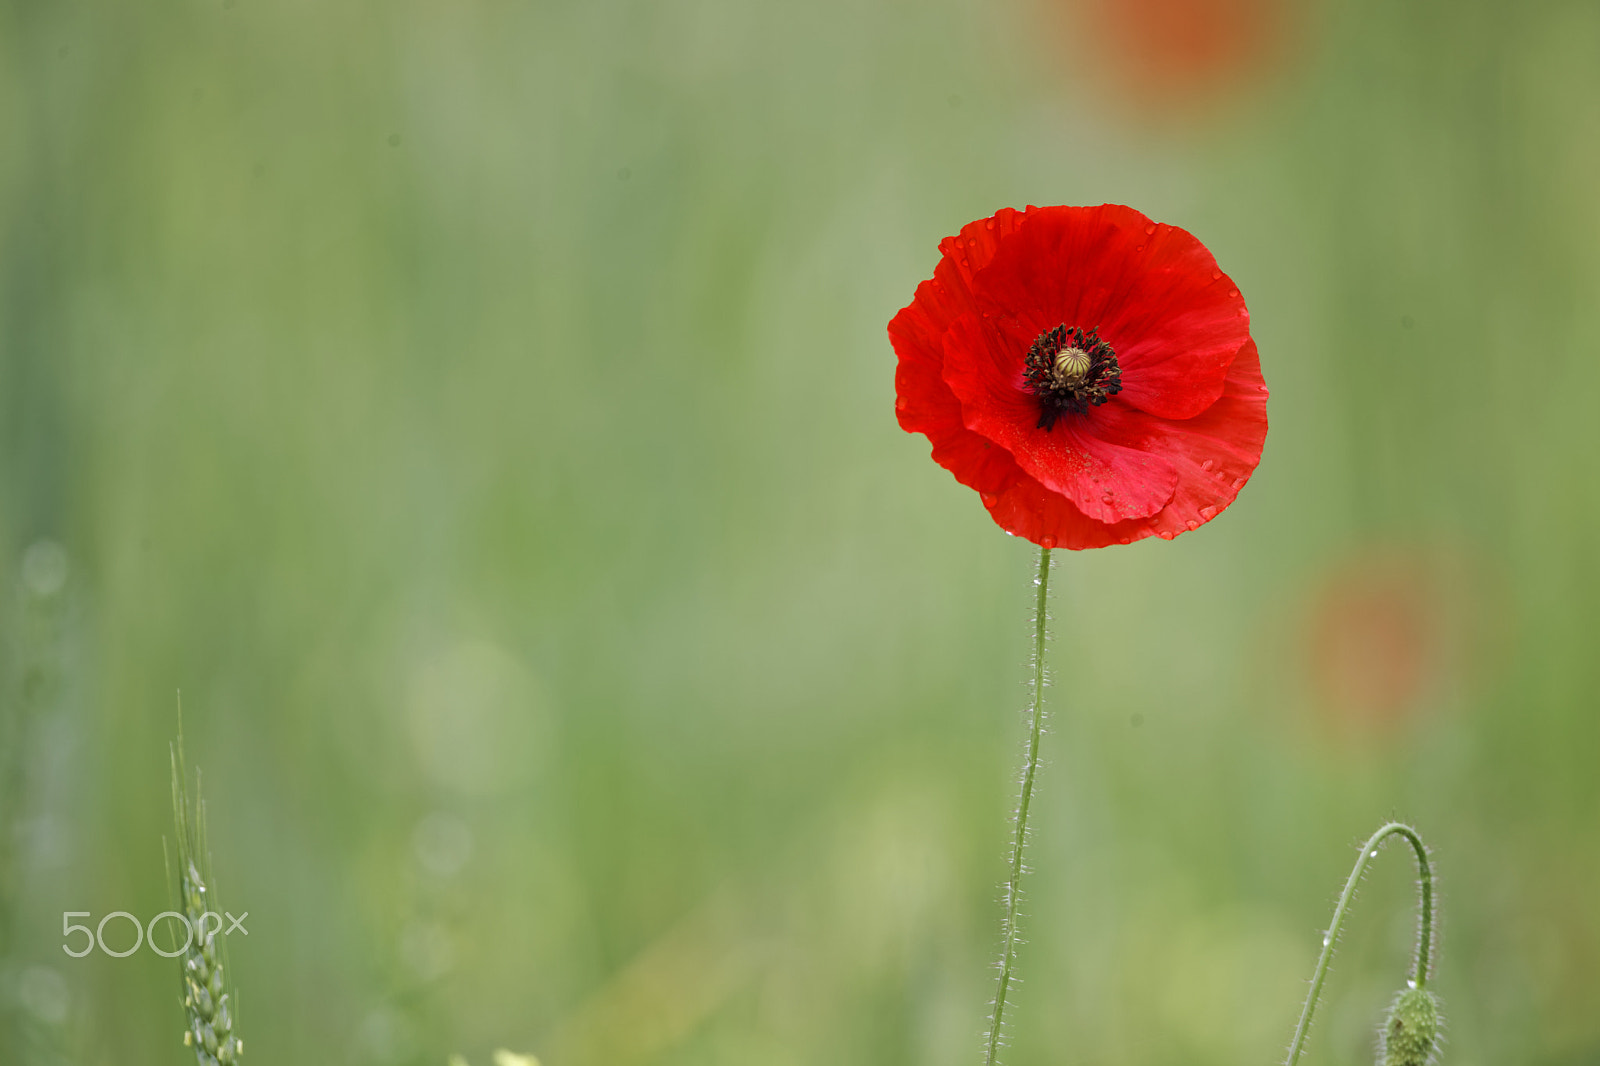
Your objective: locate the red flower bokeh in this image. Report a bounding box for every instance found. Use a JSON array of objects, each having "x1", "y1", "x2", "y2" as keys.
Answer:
[
  {"x1": 1082, "y1": 0, "x2": 1292, "y2": 111},
  {"x1": 890, "y1": 204, "x2": 1266, "y2": 549}
]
